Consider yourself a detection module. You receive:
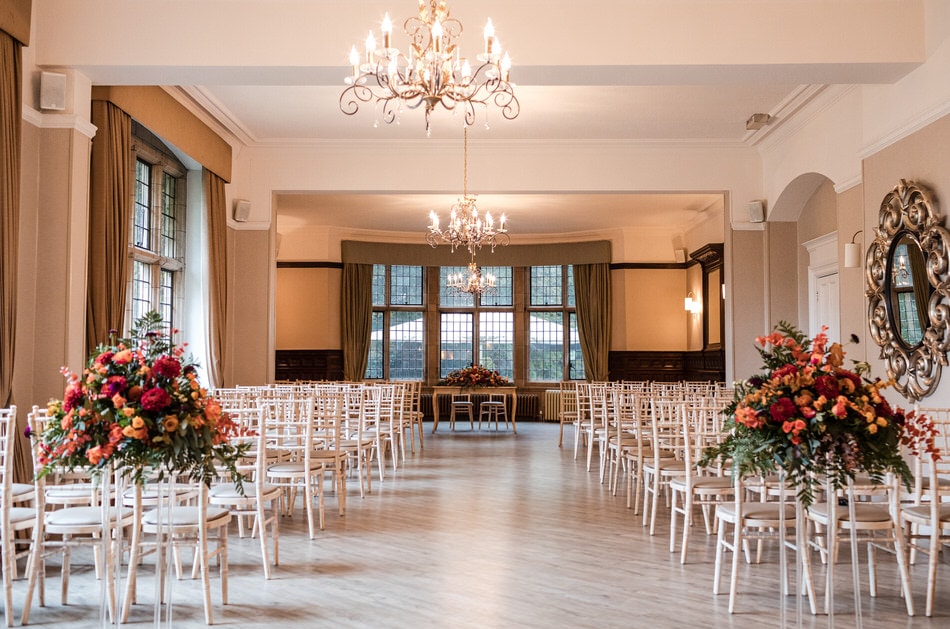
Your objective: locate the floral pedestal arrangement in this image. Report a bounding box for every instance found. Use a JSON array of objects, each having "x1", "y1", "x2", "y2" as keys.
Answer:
[
  {"x1": 437, "y1": 364, "x2": 510, "y2": 388},
  {"x1": 702, "y1": 322, "x2": 941, "y2": 626},
  {"x1": 30, "y1": 311, "x2": 248, "y2": 625}
]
